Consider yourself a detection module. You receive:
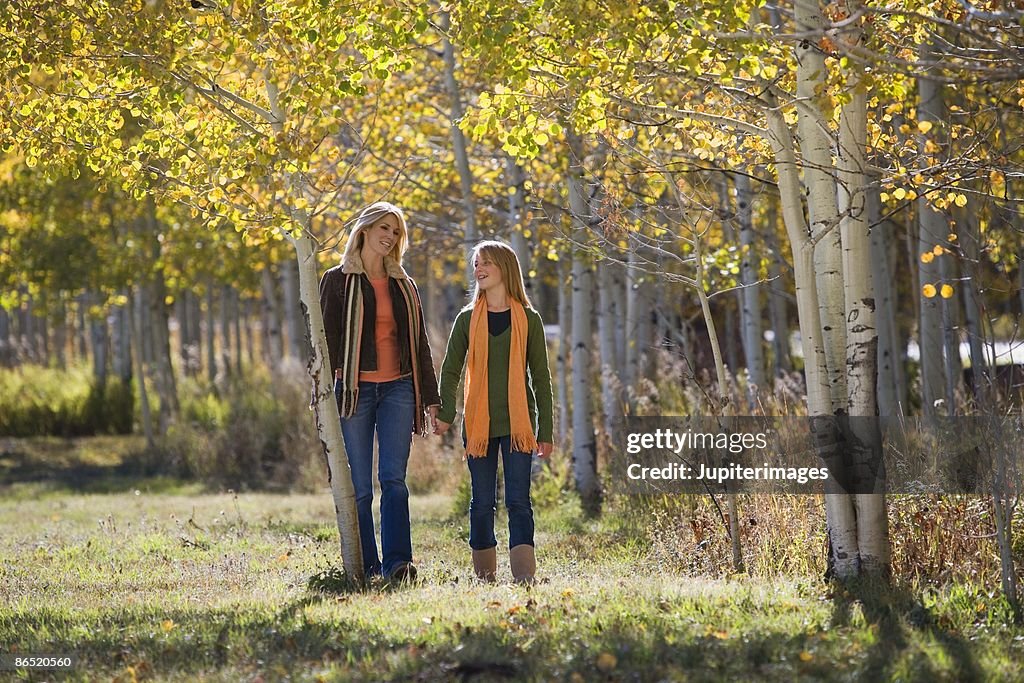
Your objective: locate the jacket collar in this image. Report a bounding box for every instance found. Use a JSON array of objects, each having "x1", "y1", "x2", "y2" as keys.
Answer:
[{"x1": 341, "y1": 251, "x2": 409, "y2": 280}]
